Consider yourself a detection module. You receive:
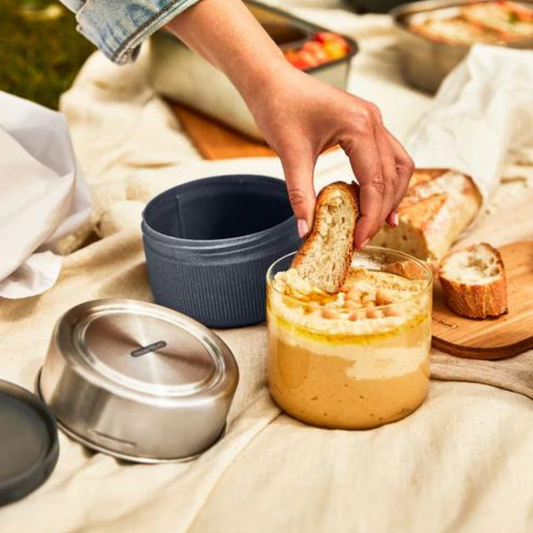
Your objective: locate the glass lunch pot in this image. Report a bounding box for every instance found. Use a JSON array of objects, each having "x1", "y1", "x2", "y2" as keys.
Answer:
[{"x1": 266, "y1": 247, "x2": 433, "y2": 430}]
